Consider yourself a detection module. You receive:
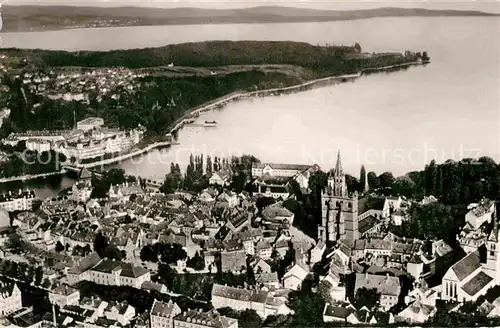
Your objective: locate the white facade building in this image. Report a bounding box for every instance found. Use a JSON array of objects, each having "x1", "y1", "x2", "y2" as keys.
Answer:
[
  {"x1": 0, "y1": 283, "x2": 22, "y2": 317},
  {"x1": 77, "y1": 117, "x2": 105, "y2": 131},
  {"x1": 251, "y1": 163, "x2": 314, "y2": 178},
  {"x1": 150, "y1": 300, "x2": 181, "y2": 328},
  {"x1": 0, "y1": 190, "x2": 35, "y2": 212},
  {"x1": 49, "y1": 284, "x2": 80, "y2": 307}
]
